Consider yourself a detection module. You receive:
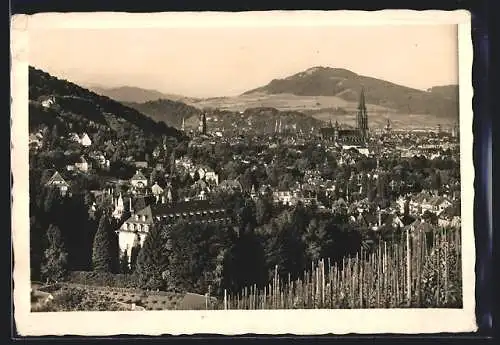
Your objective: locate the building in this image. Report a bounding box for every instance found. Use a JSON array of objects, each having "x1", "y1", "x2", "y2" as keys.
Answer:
[
  {"x1": 320, "y1": 87, "x2": 369, "y2": 146},
  {"x1": 112, "y1": 193, "x2": 125, "y2": 219},
  {"x1": 41, "y1": 96, "x2": 56, "y2": 108},
  {"x1": 116, "y1": 200, "x2": 233, "y2": 266},
  {"x1": 130, "y1": 170, "x2": 148, "y2": 189},
  {"x1": 198, "y1": 112, "x2": 207, "y2": 135},
  {"x1": 134, "y1": 161, "x2": 148, "y2": 169},
  {"x1": 74, "y1": 156, "x2": 91, "y2": 173},
  {"x1": 151, "y1": 182, "x2": 164, "y2": 196},
  {"x1": 29, "y1": 133, "x2": 43, "y2": 150},
  {"x1": 45, "y1": 171, "x2": 70, "y2": 196},
  {"x1": 384, "y1": 118, "x2": 392, "y2": 133},
  {"x1": 80, "y1": 133, "x2": 92, "y2": 147}
]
